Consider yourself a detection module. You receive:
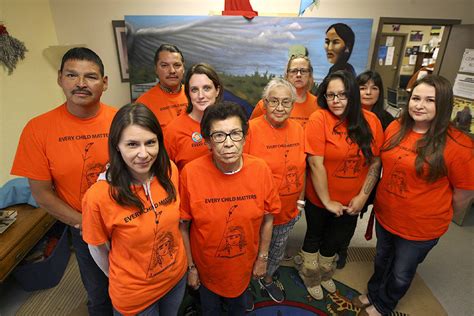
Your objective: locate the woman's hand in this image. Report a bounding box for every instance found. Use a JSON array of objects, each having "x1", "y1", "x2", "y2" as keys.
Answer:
[
  {"x1": 325, "y1": 200, "x2": 347, "y2": 217},
  {"x1": 252, "y1": 257, "x2": 267, "y2": 279},
  {"x1": 187, "y1": 266, "x2": 201, "y2": 289},
  {"x1": 347, "y1": 194, "x2": 367, "y2": 215}
]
